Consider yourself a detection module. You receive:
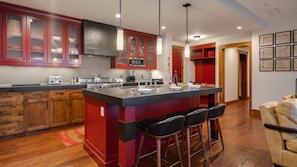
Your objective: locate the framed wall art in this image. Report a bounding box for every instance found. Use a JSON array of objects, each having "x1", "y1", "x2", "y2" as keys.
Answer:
[
  {"x1": 259, "y1": 33, "x2": 274, "y2": 46},
  {"x1": 259, "y1": 59, "x2": 274, "y2": 71},
  {"x1": 294, "y1": 30, "x2": 297, "y2": 43},
  {"x1": 259, "y1": 47, "x2": 274, "y2": 59},
  {"x1": 293, "y1": 59, "x2": 297, "y2": 71},
  {"x1": 275, "y1": 59, "x2": 291, "y2": 71},
  {"x1": 275, "y1": 45, "x2": 291, "y2": 58},
  {"x1": 275, "y1": 31, "x2": 291, "y2": 45},
  {"x1": 294, "y1": 44, "x2": 297, "y2": 57}
]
